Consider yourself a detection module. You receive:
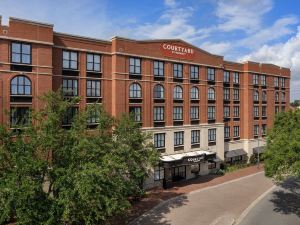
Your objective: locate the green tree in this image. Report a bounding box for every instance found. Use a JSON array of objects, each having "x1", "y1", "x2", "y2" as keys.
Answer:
[
  {"x1": 0, "y1": 91, "x2": 159, "y2": 225},
  {"x1": 264, "y1": 110, "x2": 300, "y2": 180}
]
